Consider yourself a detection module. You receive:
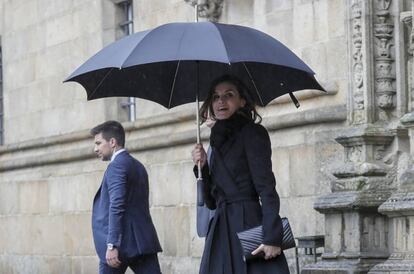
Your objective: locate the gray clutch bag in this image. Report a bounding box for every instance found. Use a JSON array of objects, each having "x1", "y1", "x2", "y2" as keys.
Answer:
[{"x1": 236, "y1": 217, "x2": 296, "y2": 260}]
